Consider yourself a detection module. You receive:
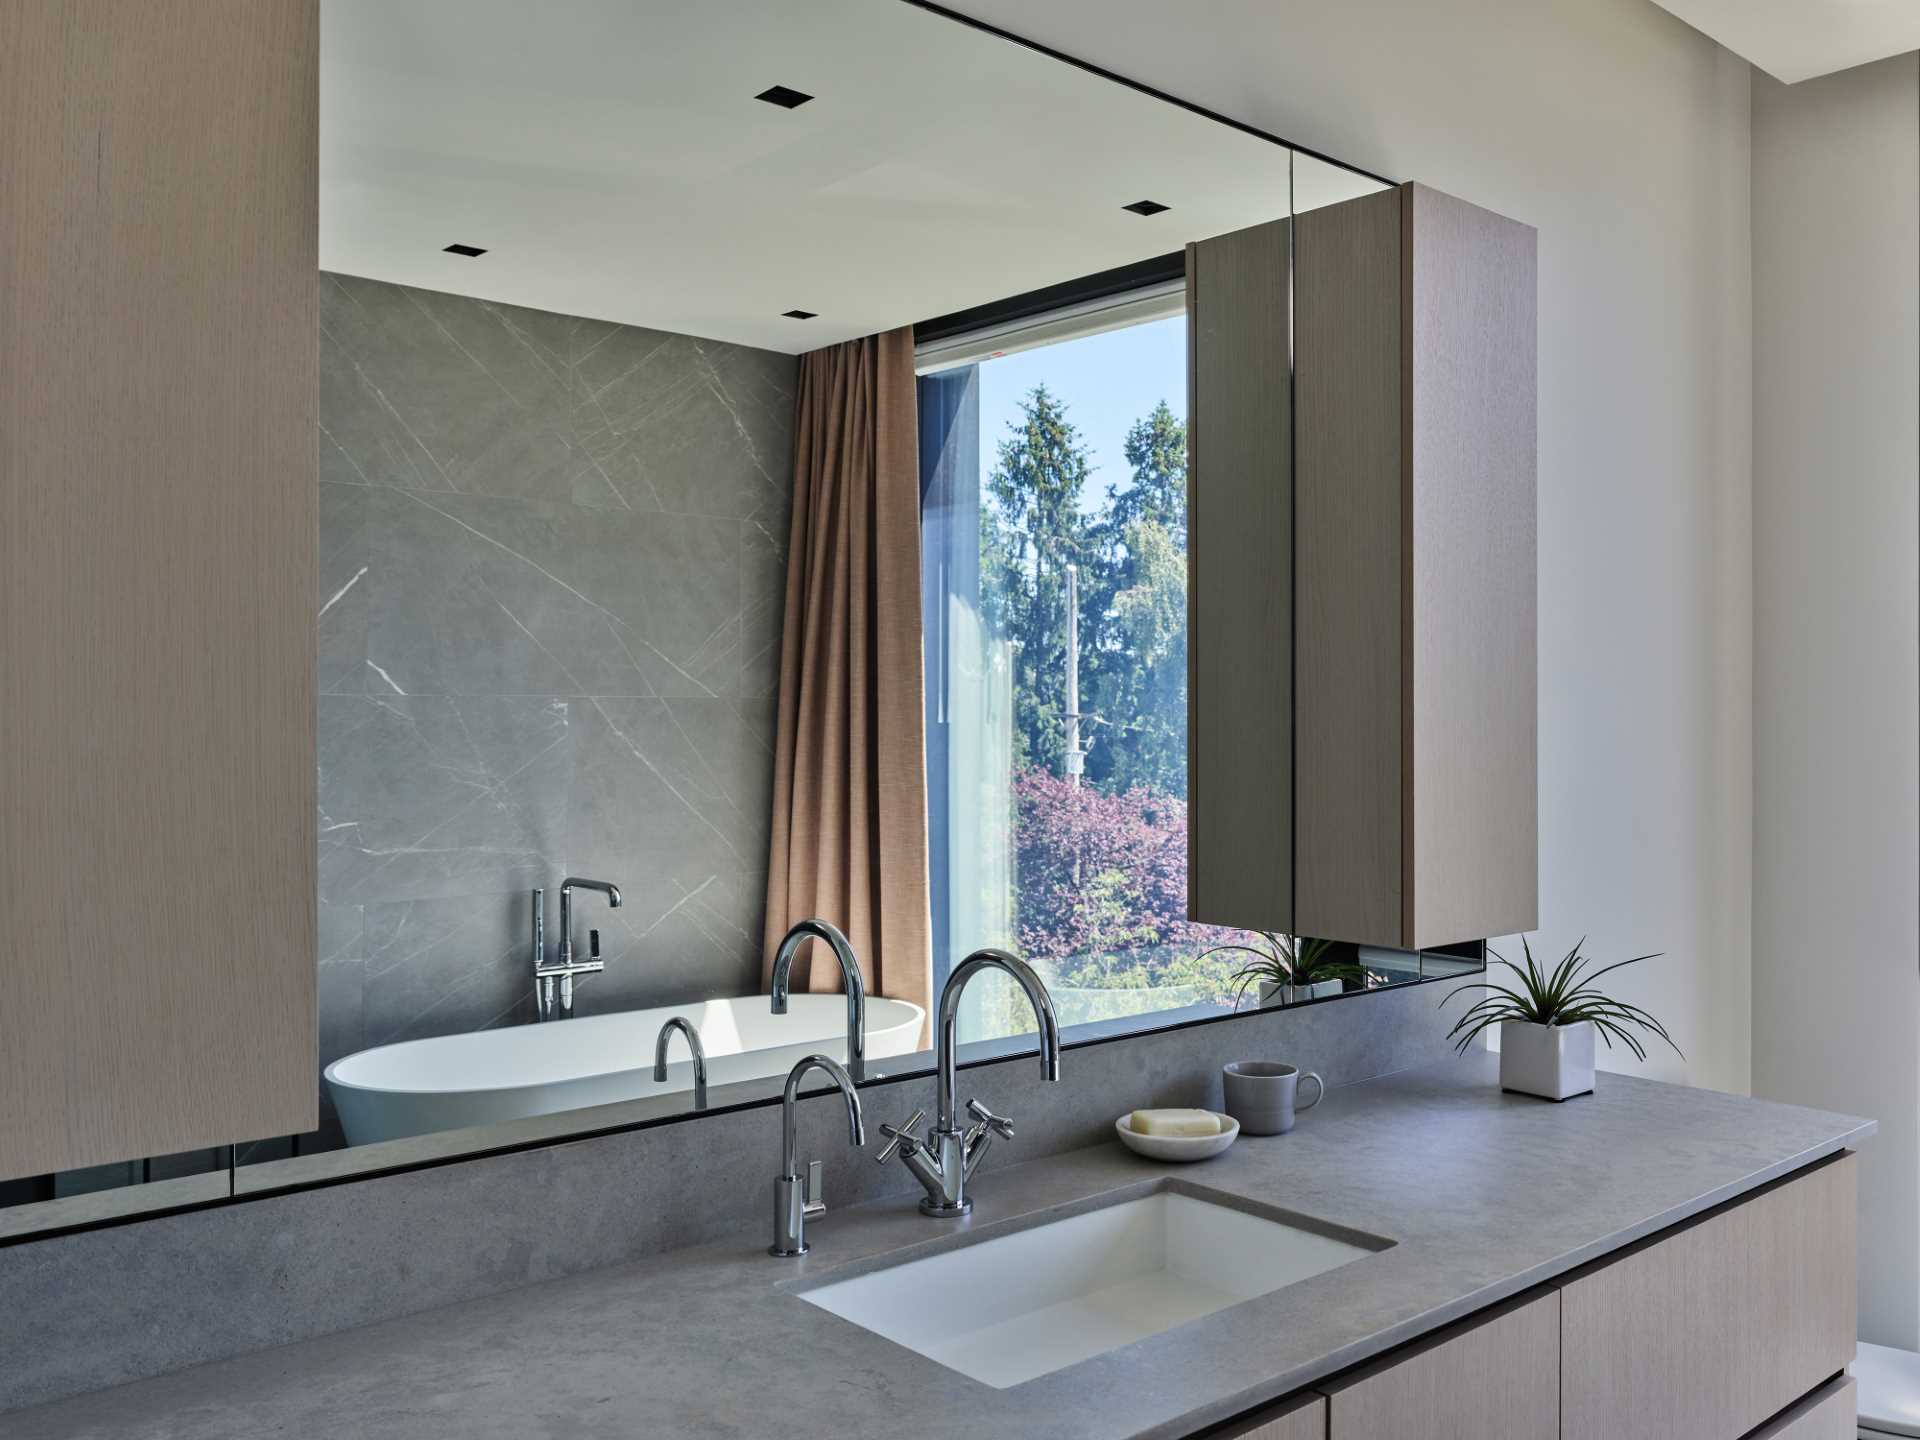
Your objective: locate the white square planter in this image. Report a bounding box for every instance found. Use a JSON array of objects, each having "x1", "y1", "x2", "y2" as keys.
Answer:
[
  {"x1": 1259, "y1": 978, "x2": 1345, "y2": 1008},
  {"x1": 1499, "y1": 1019, "x2": 1595, "y2": 1101}
]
